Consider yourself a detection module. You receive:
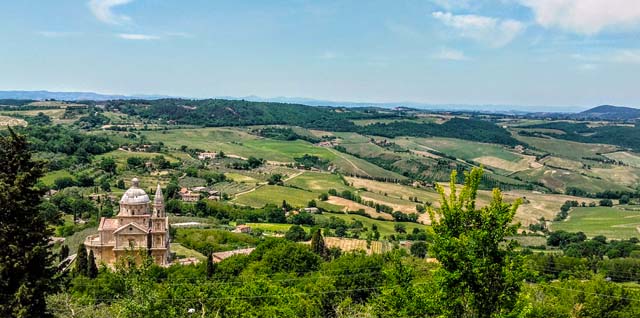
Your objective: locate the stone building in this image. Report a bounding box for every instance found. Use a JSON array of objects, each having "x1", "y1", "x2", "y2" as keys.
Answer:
[{"x1": 85, "y1": 178, "x2": 171, "y2": 266}]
